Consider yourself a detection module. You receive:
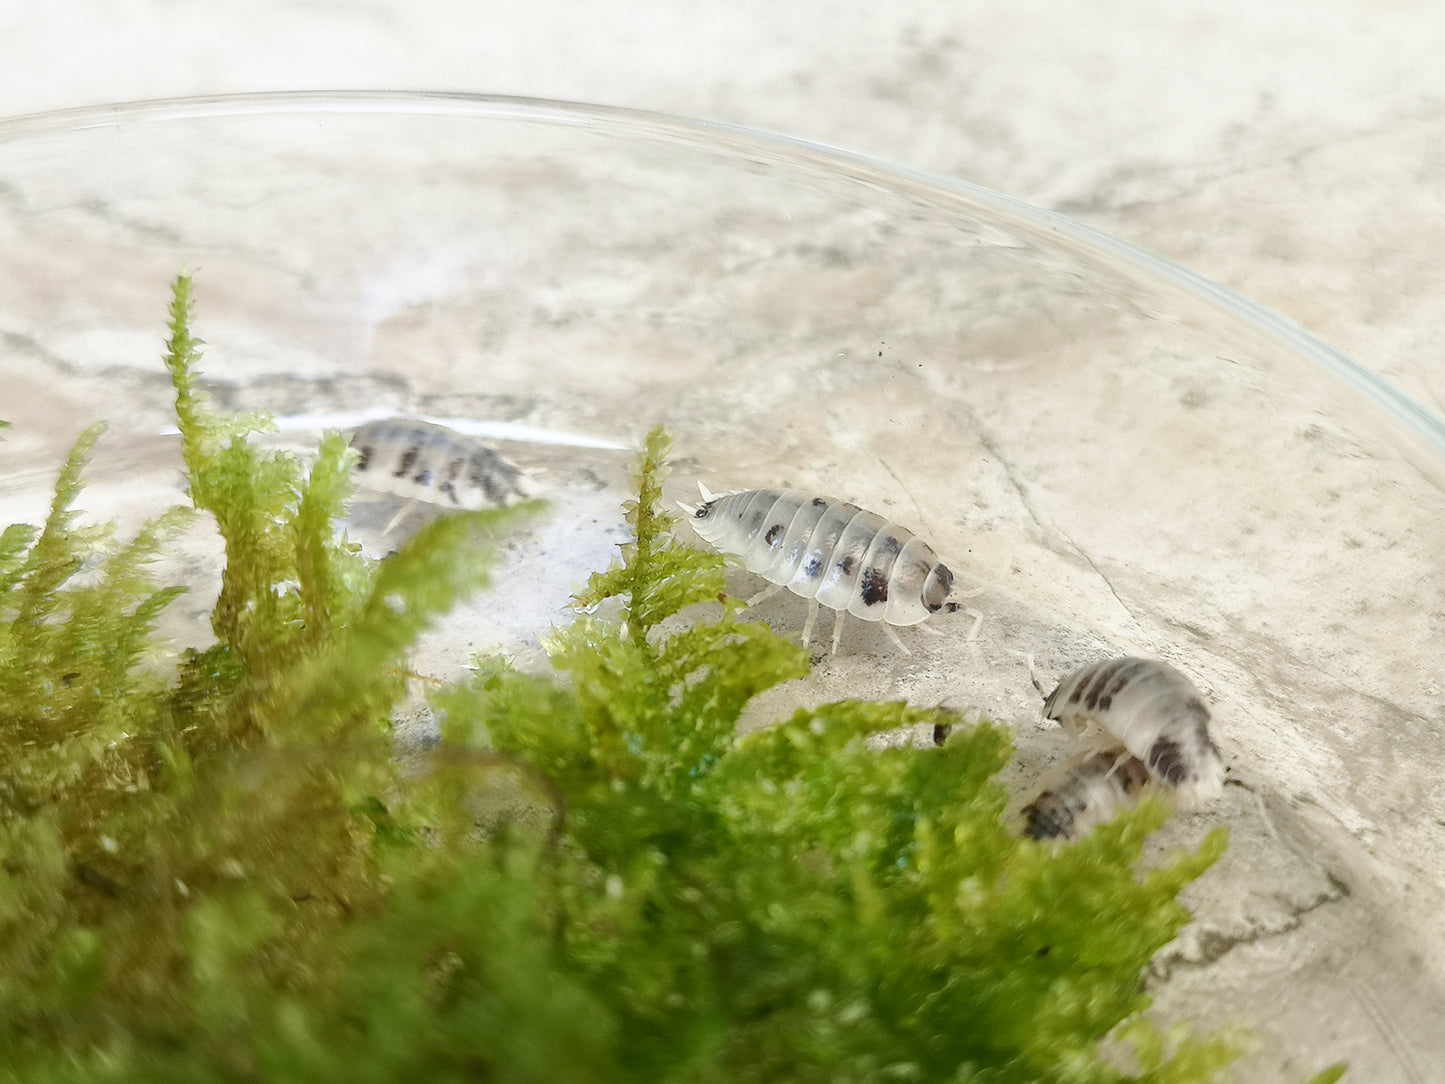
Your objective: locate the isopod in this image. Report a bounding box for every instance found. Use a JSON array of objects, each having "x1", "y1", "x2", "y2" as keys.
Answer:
[
  {"x1": 1020, "y1": 744, "x2": 1152, "y2": 841},
  {"x1": 683, "y1": 486, "x2": 973, "y2": 654},
  {"x1": 350, "y1": 417, "x2": 530, "y2": 512},
  {"x1": 1042, "y1": 656, "x2": 1224, "y2": 810}
]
